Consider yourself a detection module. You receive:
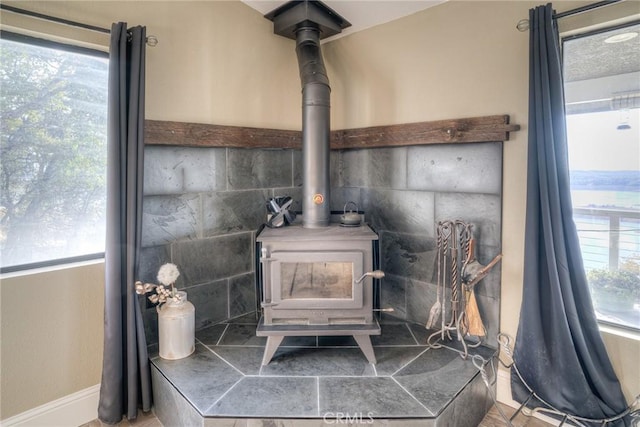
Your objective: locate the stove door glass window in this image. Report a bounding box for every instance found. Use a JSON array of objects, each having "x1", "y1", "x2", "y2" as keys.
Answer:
[
  {"x1": 270, "y1": 251, "x2": 364, "y2": 309},
  {"x1": 281, "y1": 261, "x2": 353, "y2": 299}
]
